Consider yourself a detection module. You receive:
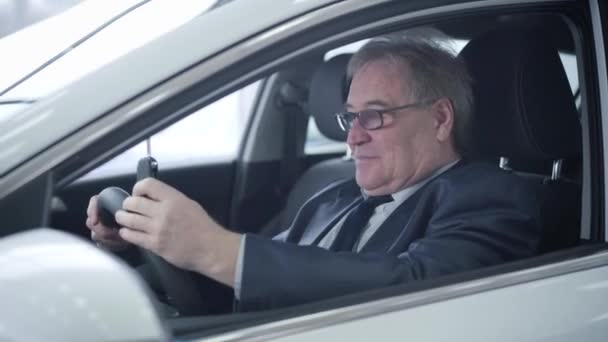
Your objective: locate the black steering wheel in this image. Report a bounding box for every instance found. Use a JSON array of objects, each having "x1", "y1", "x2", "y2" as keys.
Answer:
[
  {"x1": 138, "y1": 246, "x2": 207, "y2": 316},
  {"x1": 96, "y1": 158, "x2": 207, "y2": 316}
]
